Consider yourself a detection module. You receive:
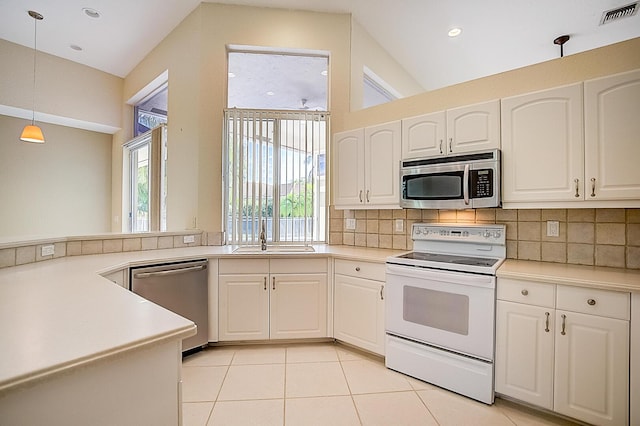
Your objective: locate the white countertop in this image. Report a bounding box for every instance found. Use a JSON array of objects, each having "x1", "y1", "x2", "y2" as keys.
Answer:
[
  {"x1": 0, "y1": 244, "x2": 399, "y2": 394},
  {"x1": 497, "y1": 259, "x2": 640, "y2": 292},
  {"x1": 4, "y1": 244, "x2": 638, "y2": 395}
]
